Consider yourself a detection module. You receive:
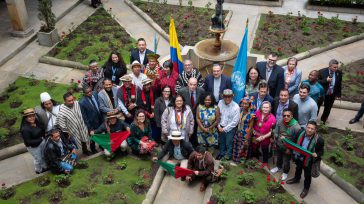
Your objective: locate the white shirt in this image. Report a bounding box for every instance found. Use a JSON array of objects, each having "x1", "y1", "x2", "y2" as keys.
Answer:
[
  {"x1": 46, "y1": 105, "x2": 60, "y2": 132},
  {"x1": 130, "y1": 73, "x2": 147, "y2": 90},
  {"x1": 218, "y1": 100, "x2": 240, "y2": 132},
  {"x1": 139, "y1": 50, "x2": 146, "y2": 64},
  {"x1": 213, "y1": 77, "x2": 221, "y2": 101}
]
